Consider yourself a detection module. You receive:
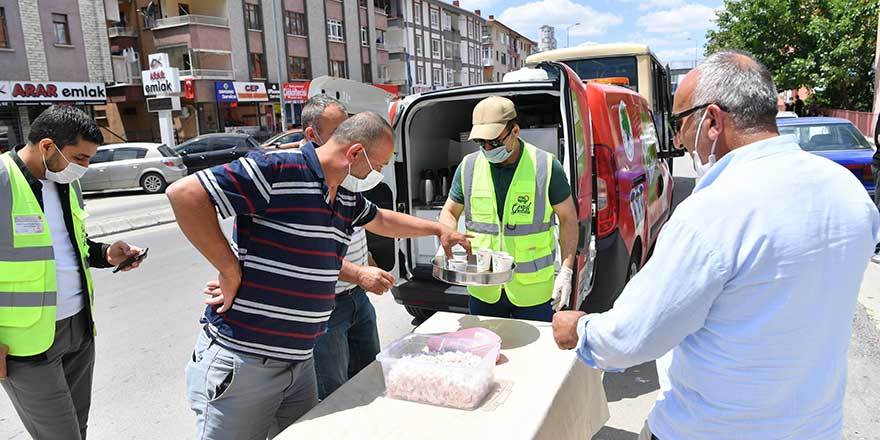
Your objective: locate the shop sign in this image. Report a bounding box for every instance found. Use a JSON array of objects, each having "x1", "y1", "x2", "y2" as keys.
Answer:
[
  {"x1": 214, "y1": 81, "x2": 268, "y2": 102},
  {"x1": 141, "y1": 53, "x2": 181, "y2": 96},
  {"x1": 282, "y1": 82, "x2": 310, "y2": 103},
  {"x1": 267, "y1": 83, "x2": 281, "y2": 101},
  {"x1": 0, "y1": 81, "x2": 107, "y2": 102},
  {"x1": 224, "y1": 126, "x2": 261, "y2": 136}
]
